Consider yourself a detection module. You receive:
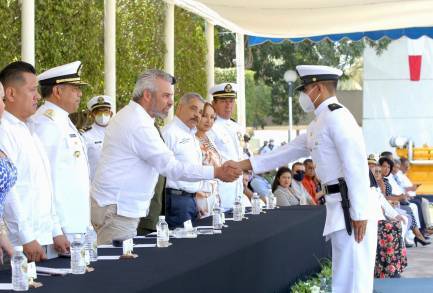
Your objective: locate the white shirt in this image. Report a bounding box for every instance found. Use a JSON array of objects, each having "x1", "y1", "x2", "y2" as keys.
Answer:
[
  {"x1": 386, "y1": 174, "x2": 405, "y2": 195},
  {"x1": 0, "y1": 111, "x2": 62, "y2": 245},
  {"x1": 396, "y1": 170, "x2": 415, "y2": 197},
  {"x1": 163, "y1": 117, "x2": 204, "y2": 193},
  {"x1": 30, "y1": 101, "x2": 90, "y2": 234},
  {"x1": 250, "y1": 97, "x2": 378, "y2": 236},
  {"x1": 82, "y1": 123, "x2": 106, "y2": 182},
  {"x1": 207, "y1": 116, "x2": 244, "y2": 209},
  {"x1": 91, "y1": 101, "x2": 214, "y2": 218}
]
